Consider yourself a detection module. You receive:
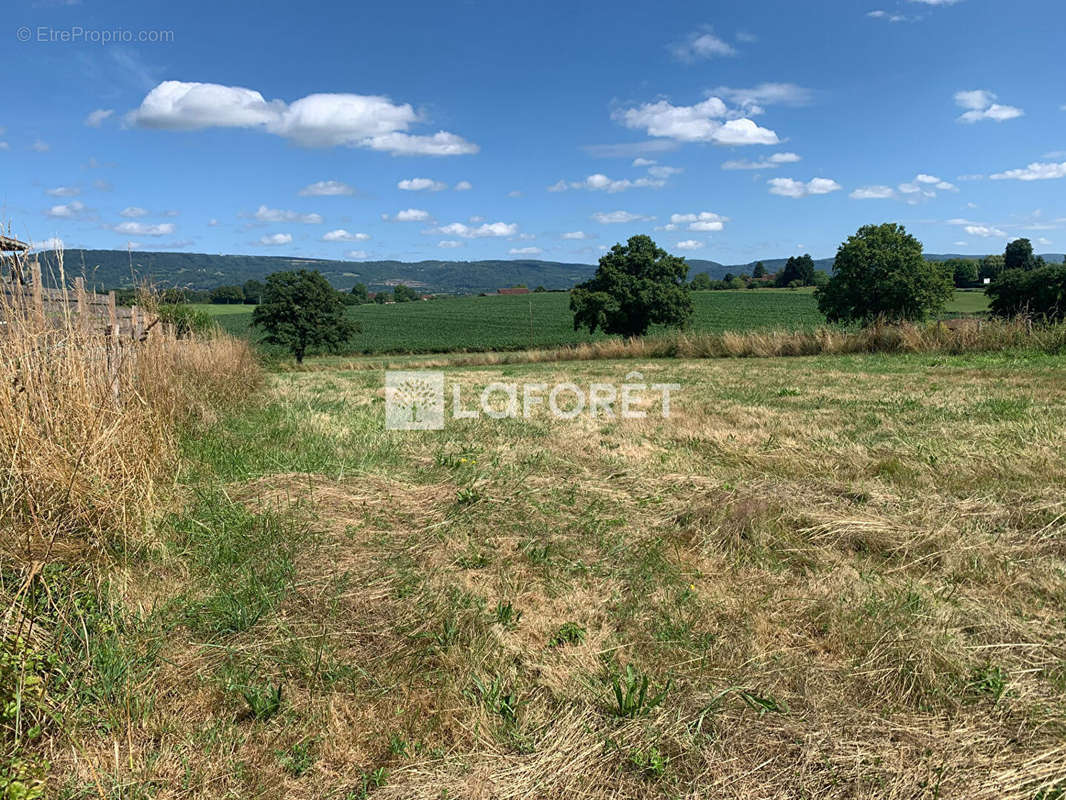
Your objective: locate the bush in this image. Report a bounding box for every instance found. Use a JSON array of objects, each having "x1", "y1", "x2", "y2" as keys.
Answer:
[
  {"x1": 157, "y1": 304, "x2": 216, "y2": 337},
  {"x1": 987, "y1": 265, "x2": 1066, "y2": 321}
]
